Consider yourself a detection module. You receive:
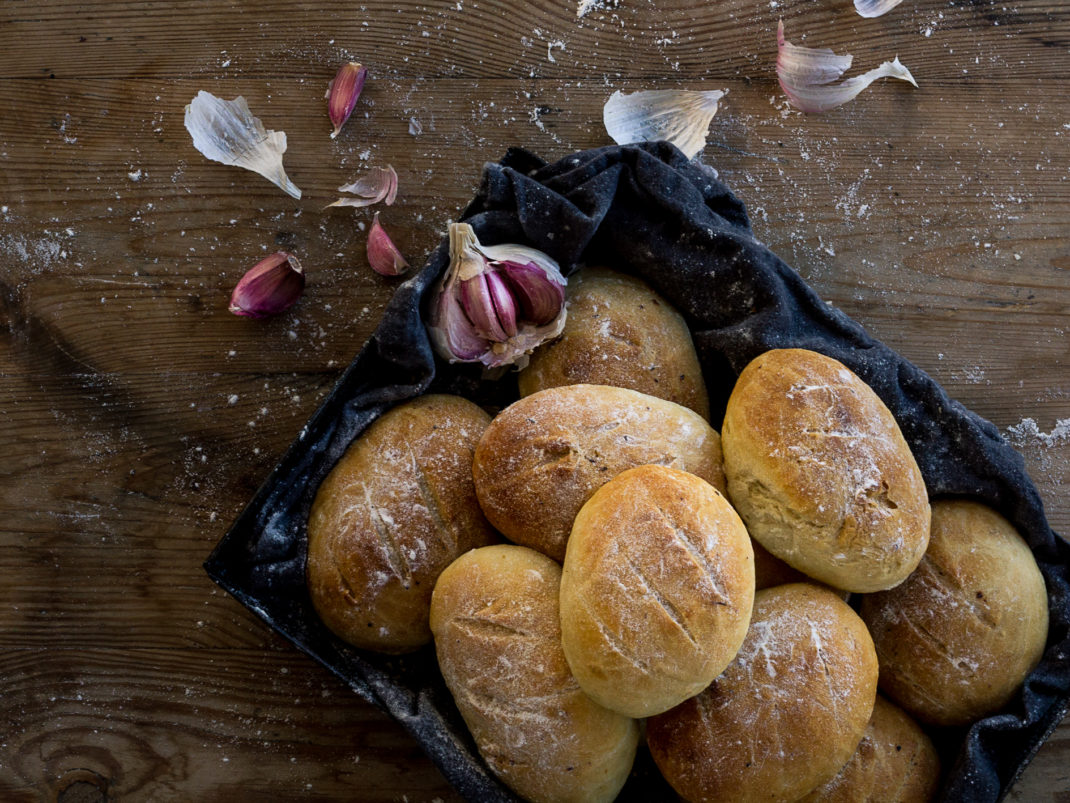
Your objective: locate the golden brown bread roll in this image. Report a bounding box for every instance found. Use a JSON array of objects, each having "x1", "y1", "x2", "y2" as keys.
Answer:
[
  {"x1": 473, "y1": 384, "x2": 726, "y2": 562},
  {"x1": 306, "y1": 394, "x2": 498, "y2": 653},
  {"x1": 800, "y1": 695, "x2": 940, "y2": 803},
  {"x1": 560, "y1": 465, "x2": 754, "y2": 718},
  {"x1": 860, "y1": 499, "x2": 1049, "y2": 727},
  {"x1": 517, "y1": 268, "x2": 710, "y2": 419},
  {"x1": 722, "y1": 348, "x2": 931, "y2": 593},
  {"x1": 430, "y1": 545, "x2": 639, "y2": 803},
  {"x1": 647, "y1": 583, "x2": 879, "y2": 803}
]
